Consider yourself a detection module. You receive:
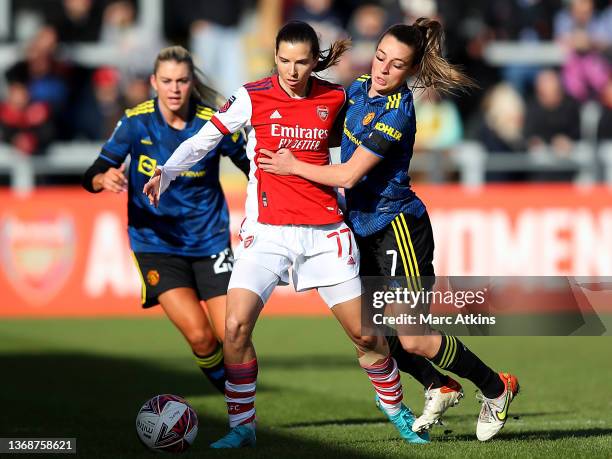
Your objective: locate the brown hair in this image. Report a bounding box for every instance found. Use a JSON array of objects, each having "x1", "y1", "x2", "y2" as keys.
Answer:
[
  {"x1": 380, "y1": 18, "x2": 476, "y2": 94},
  {"x1": 275, "y1": 21, "x2": 351, "y2": 73},
  {"x1": 153, "y1": 45, "x2": 225, "y2": 108}
]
